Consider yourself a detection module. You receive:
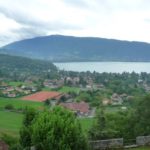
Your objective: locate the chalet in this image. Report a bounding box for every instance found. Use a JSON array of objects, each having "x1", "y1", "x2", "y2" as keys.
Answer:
[
  {"x1": 86, "y1": 85, "x2": 93, "y2": 90},
  {"x1": 15, "y1": 87, "x2": 23, "y2": 92},
  {"x1": 60, "y1": 101, "x2": 90, "y2": 117},
  {"x1": 43, "y1": 79, "x2": 64, "y2": 89},
  {"x1": 6, "y1": 87, "x2": 14, "y2": 92},
  {"x1": 121, "y1": 106, "x2": 127, "y2": 110},
  {"x1": 111, "y1": 93, "x2": 123, "y2": 105},
  {"x1": 7, "y1": 93, "x2": 16, "y2": 98},
  {"x1": 102, "y1": 98, "x2": 111, "y2": 106}
]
